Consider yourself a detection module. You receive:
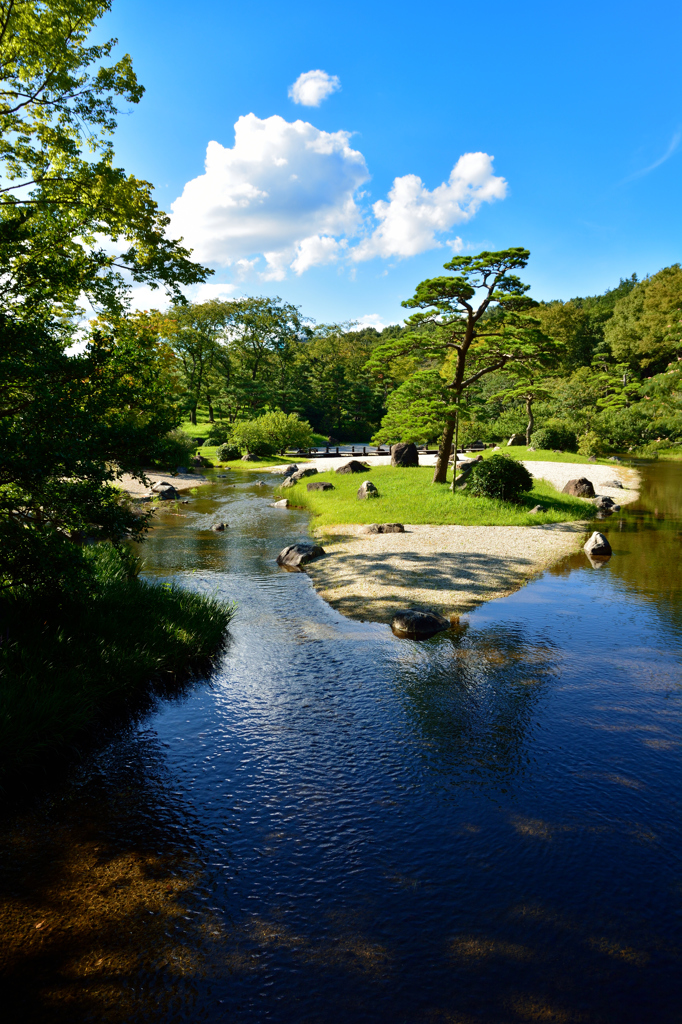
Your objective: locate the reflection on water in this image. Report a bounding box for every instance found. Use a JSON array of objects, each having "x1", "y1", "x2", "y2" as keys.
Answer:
[{"x1": 1, "y1": 464, "x2": 680, "y2": 1023}]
